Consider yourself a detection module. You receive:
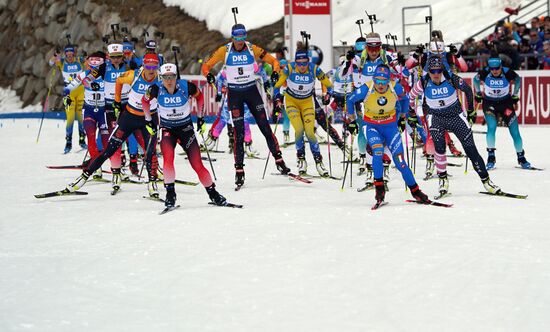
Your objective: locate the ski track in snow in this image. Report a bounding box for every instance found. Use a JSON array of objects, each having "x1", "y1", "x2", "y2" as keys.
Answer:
[{"x1": 1, "y1": 119, "x2": 550, "y2": 331}]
